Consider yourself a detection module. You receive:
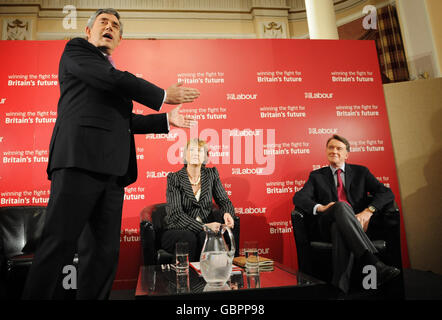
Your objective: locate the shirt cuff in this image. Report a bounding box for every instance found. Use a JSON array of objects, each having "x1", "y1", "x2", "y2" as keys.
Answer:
[
  {"x1": 159, "y1": 89, "x2": 167, "y2": 111},
  {"x1": 161, "y1": 89, "x2": 170, "y2": 130},
  {"x1": 313, "y1": 204, "x2": 321, "y2": 216}
]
